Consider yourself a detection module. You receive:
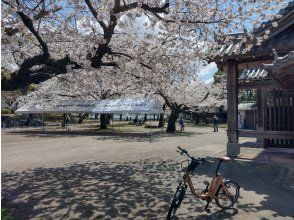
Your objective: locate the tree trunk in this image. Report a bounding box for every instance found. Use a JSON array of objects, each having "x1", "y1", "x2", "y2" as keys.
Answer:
[
  {"x1": 62, "y1": 113, "x2": 66, "y2": 127},
  {"x1": 100, "y1": 114, "x2": 108, "y2": 129},
  {"x1": 78, "y1": 113, "x2": 87, "y2": 123},
  {"x1": 158, "y1": 113, "x2": 164, "y2": 128},
  {"x1": 166, "y1": 109, "x2": 179, "y2": 132},
  {"x1": 194, "y1": 114, "x2": 200, "y2": 124},
  {"x1": 106, "y1": 114, "x2": 111, "y2": 124}
]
